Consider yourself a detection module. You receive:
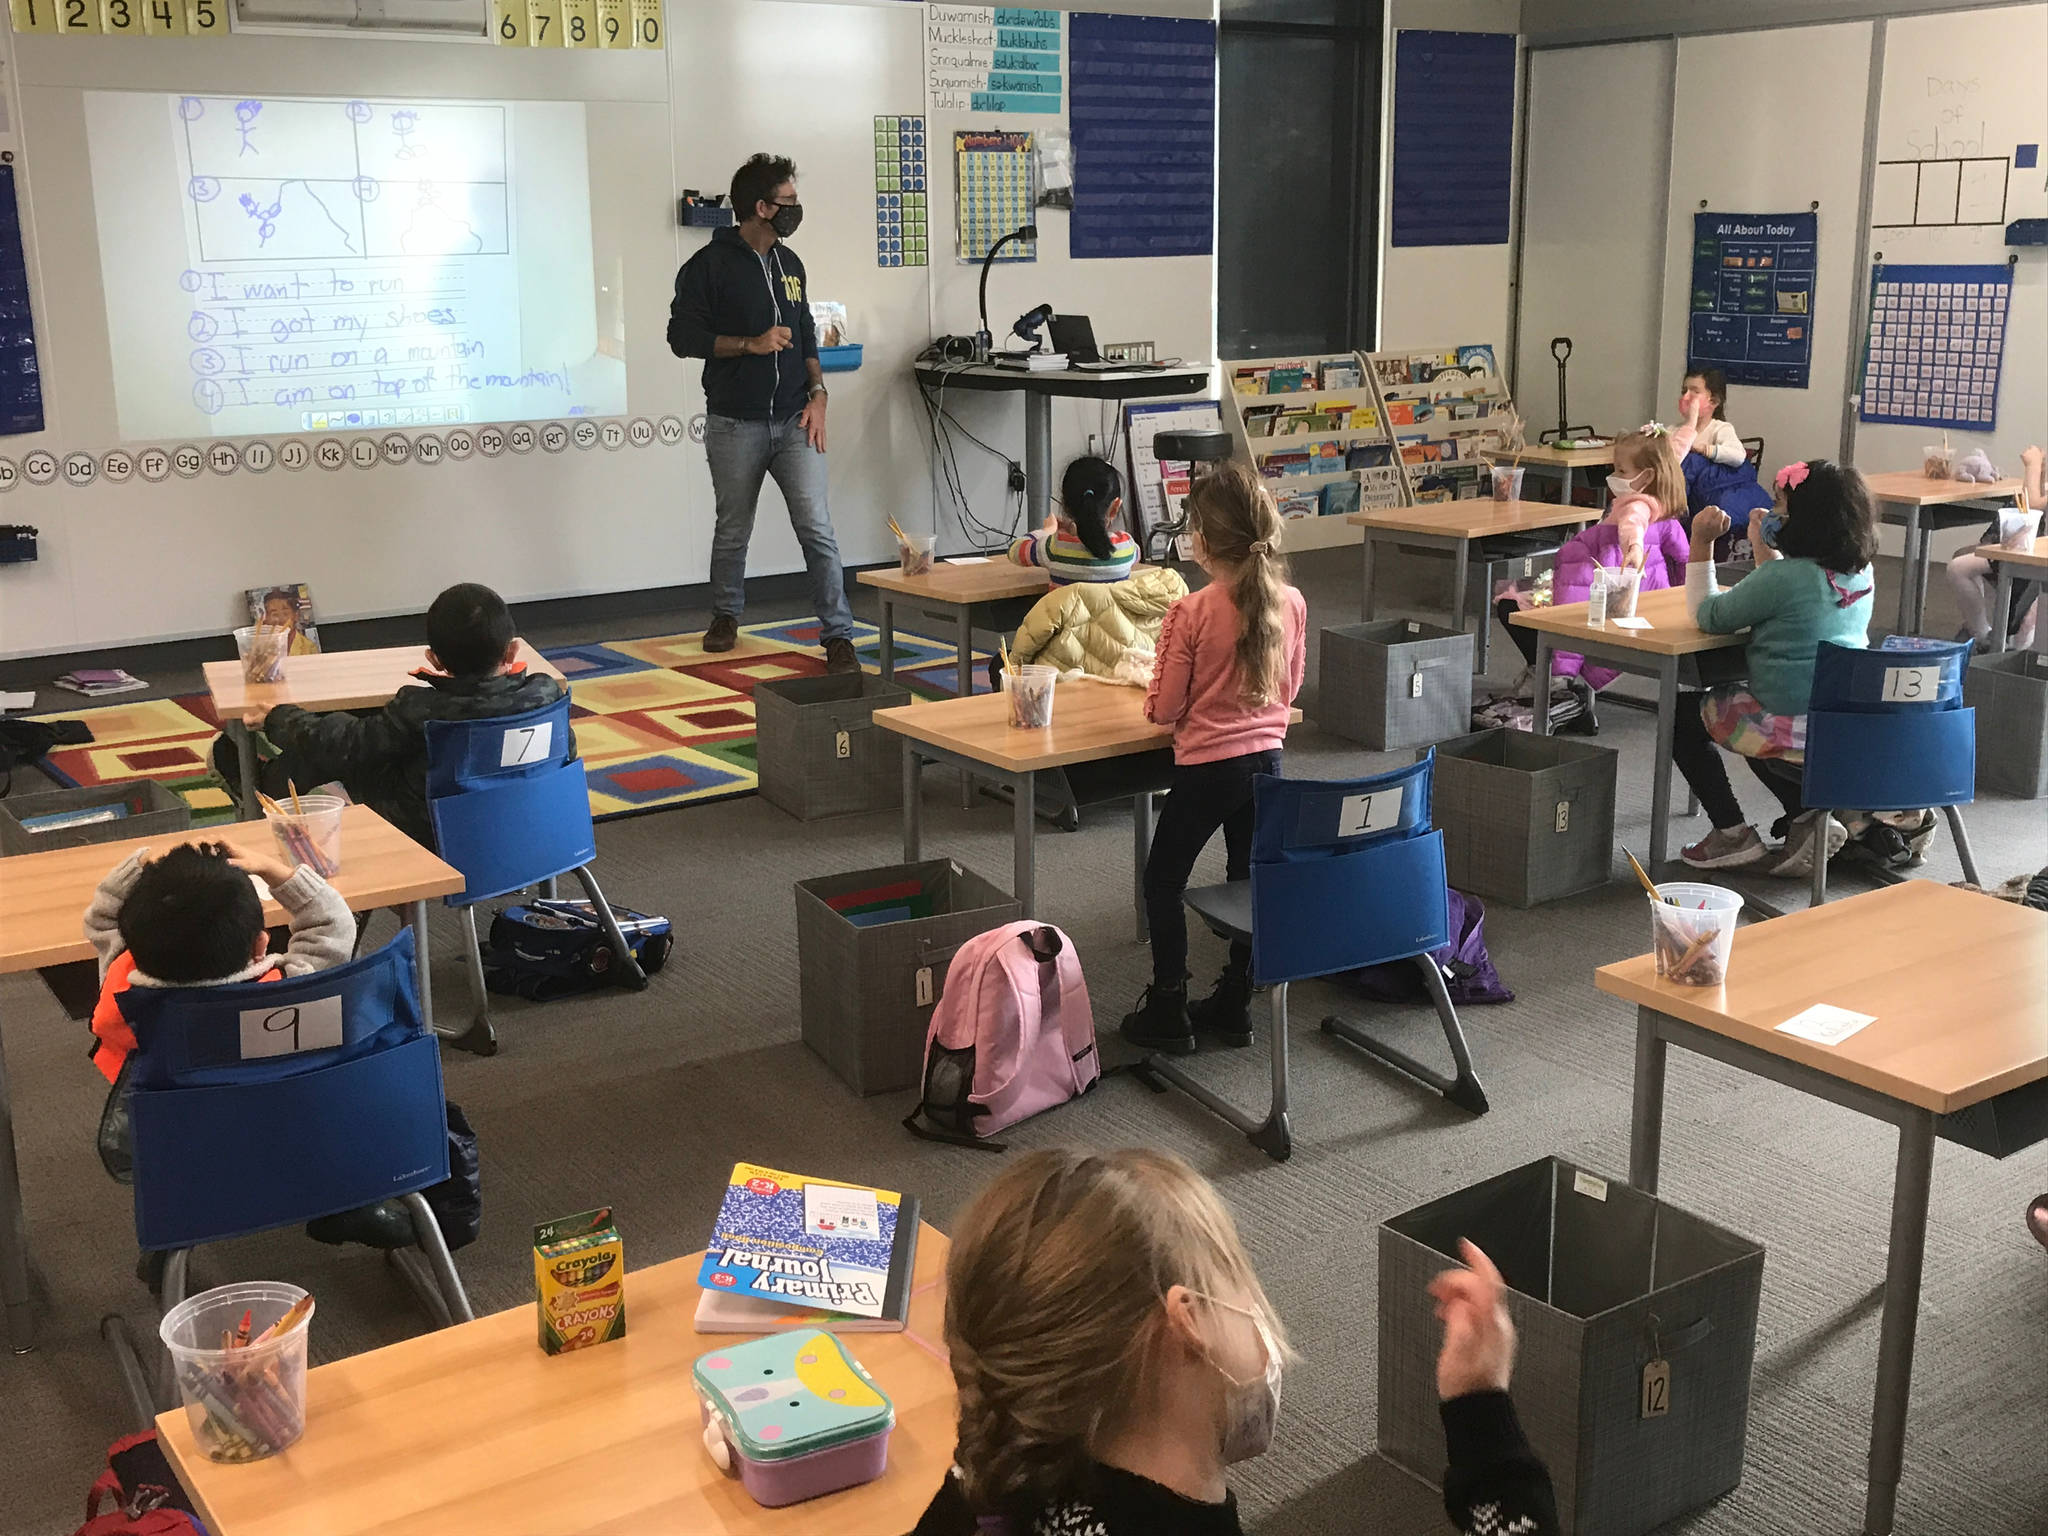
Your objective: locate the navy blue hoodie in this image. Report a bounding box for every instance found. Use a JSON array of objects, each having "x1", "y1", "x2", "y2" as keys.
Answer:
[{"x1": 667, "y1": 226, "x2": 818, "y2": 422}]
